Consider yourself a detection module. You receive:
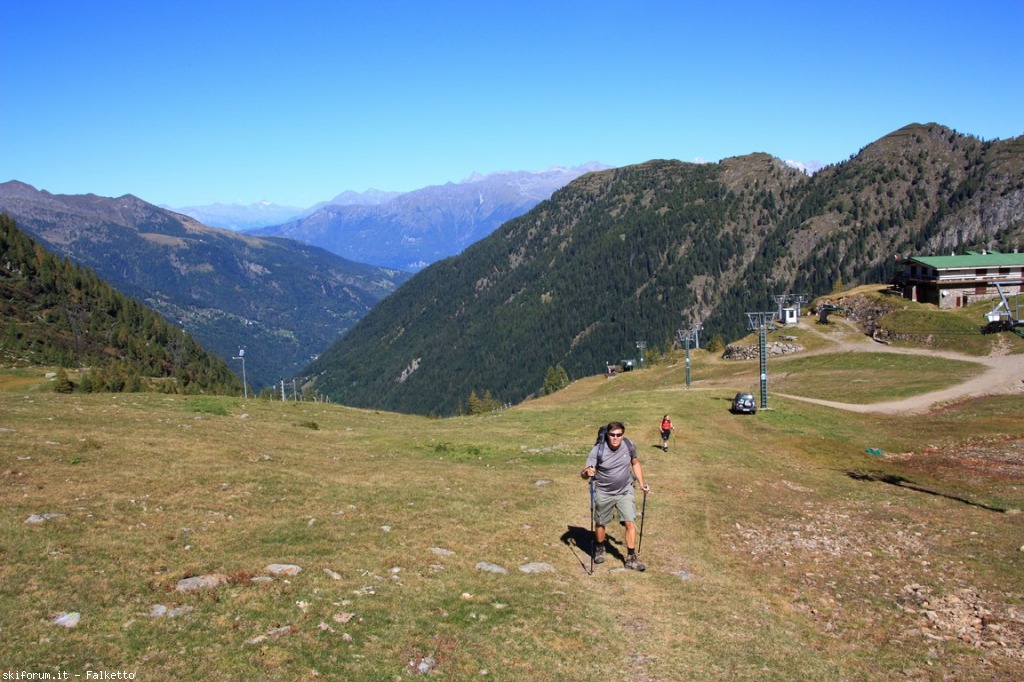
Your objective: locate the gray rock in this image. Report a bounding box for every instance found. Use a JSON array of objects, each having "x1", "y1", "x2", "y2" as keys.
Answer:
[
  {"x1": 175, "y1": 573, "x2": 228, "y2": 592},
  {"x1": 52, "y1": 612, "x2": 80, "y2": 628},
  {"x1": 429, "y1": 547, "x2": 455, "y2": 557},
  {"x1": 519, "y1": 562, "x2": 557, "y2": 574},
  {"x1": 264, "y1": 564, "x2": 302, "y2": 576},
  {"x1": 25, "y1": 513, "x2": 65, "y2": 524},
  {"x1": 246, "y1": 625, "x2": 294, "y2": 645},
  {"x1": 475, "y1": 562, "x2": 508, "y2": 574},
  {"x1": 148, "y1": 604, "x2": 194, "y2": 618}
]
